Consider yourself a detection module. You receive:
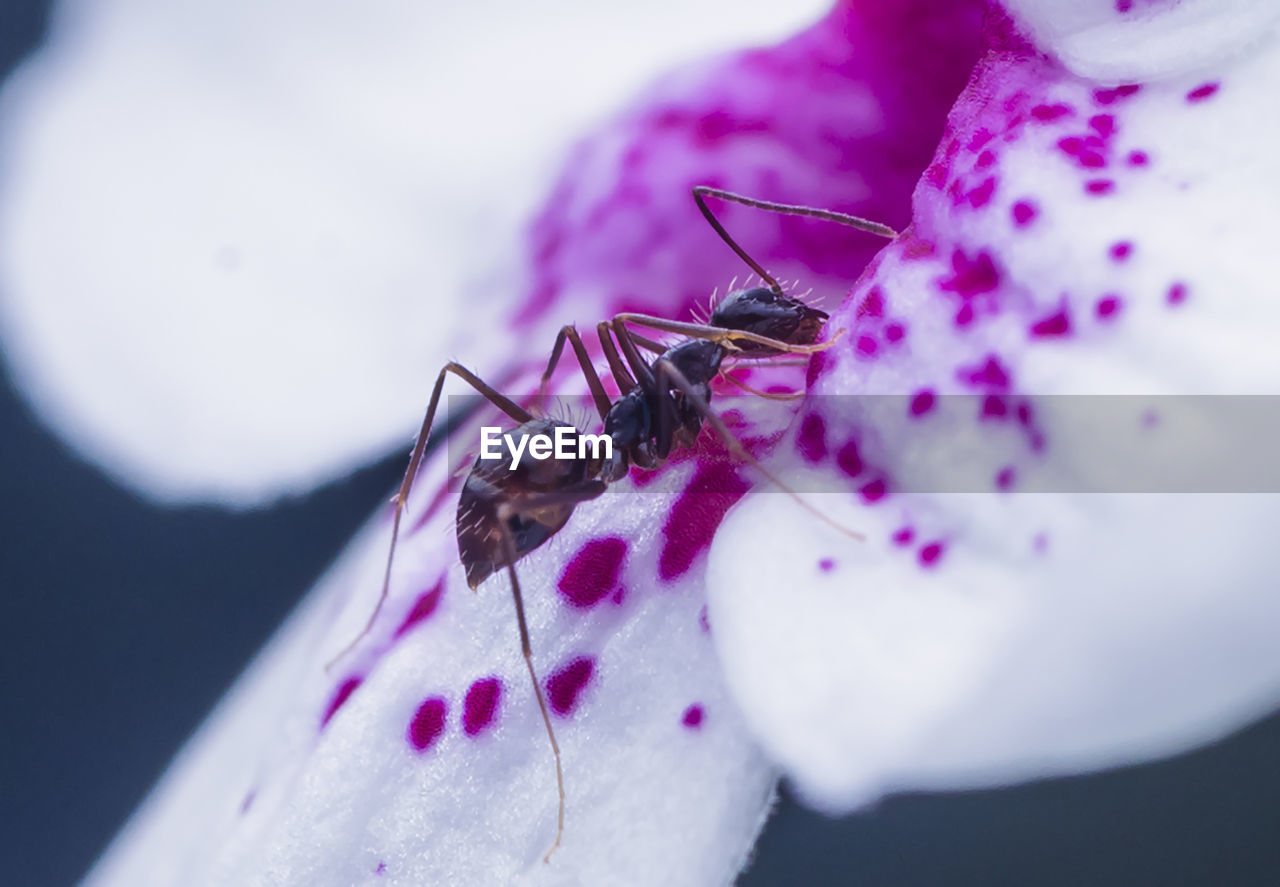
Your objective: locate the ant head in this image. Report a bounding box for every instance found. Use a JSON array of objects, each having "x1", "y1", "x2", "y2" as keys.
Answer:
[{"x1": 710, "y1": 286, "x2": 828, "y2": 355}]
